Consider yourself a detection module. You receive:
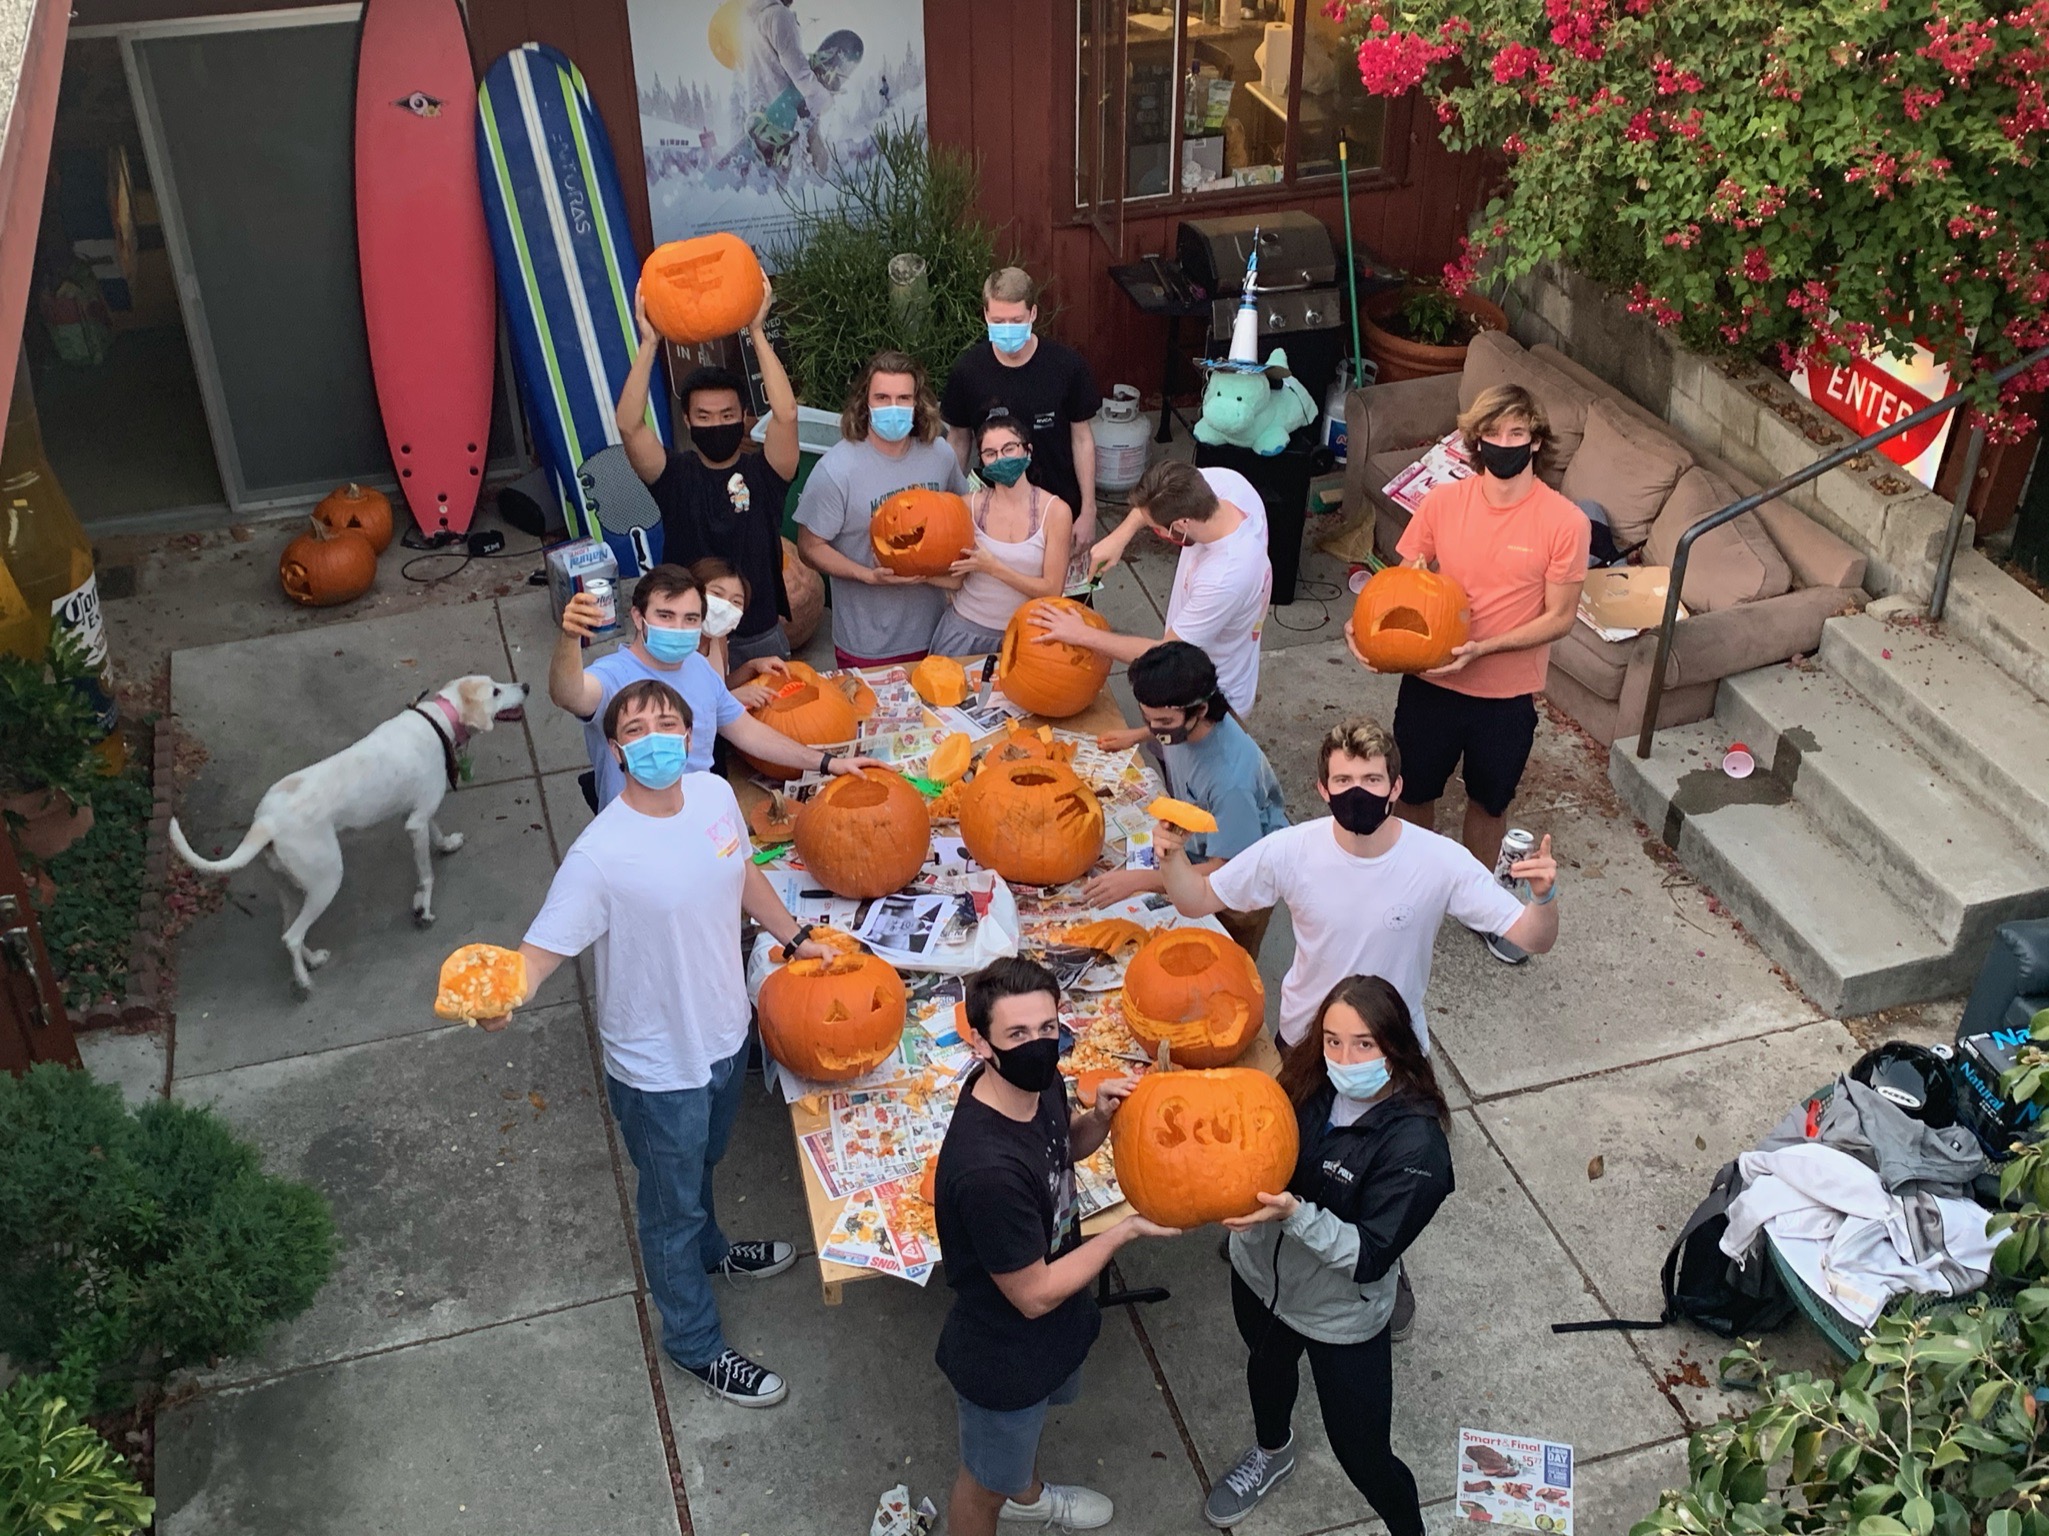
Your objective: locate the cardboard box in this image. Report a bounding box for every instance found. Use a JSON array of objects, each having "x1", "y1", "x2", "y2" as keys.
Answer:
[{"x1": 1577, "y1": 567, "x2": 1686, "y2": 641}]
